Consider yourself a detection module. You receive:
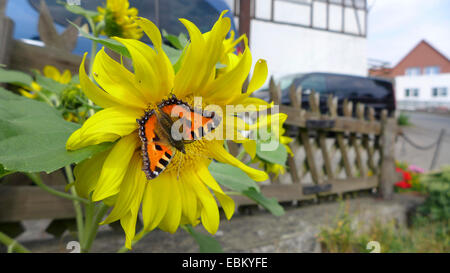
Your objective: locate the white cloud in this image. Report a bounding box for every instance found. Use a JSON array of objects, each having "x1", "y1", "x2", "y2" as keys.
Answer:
[{"x1": 367, "y1": 0, "x2": 450, "y2": 66}]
